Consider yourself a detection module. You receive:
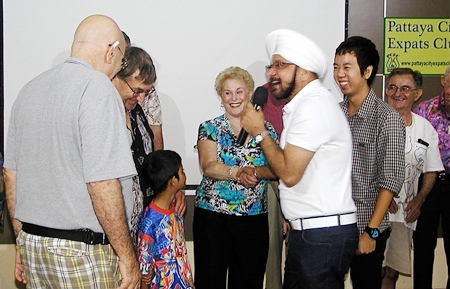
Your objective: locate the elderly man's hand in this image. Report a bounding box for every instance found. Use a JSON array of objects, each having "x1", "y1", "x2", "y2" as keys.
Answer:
[{"x1": 404, "y1": 194, "x2": 425, "y2": 223}]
